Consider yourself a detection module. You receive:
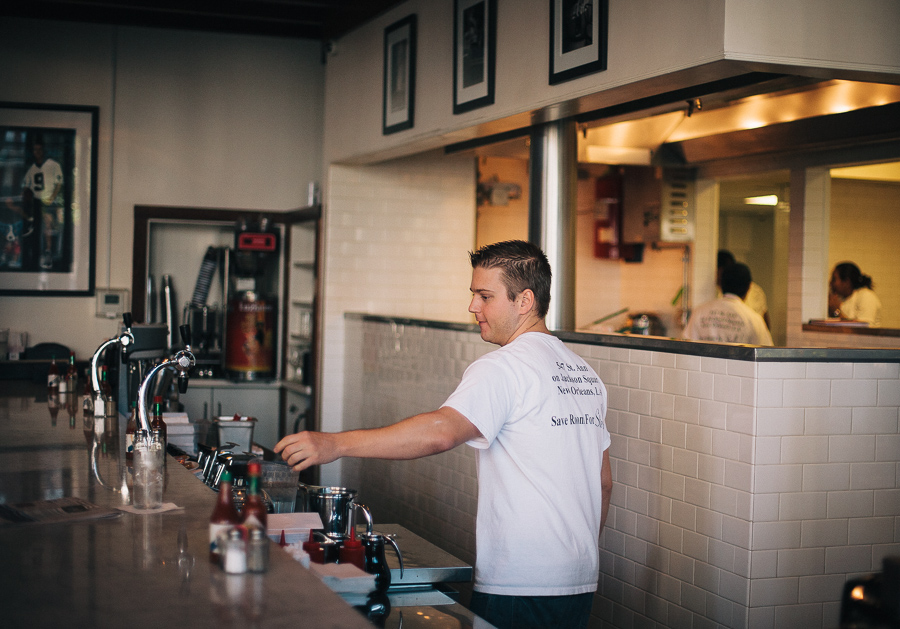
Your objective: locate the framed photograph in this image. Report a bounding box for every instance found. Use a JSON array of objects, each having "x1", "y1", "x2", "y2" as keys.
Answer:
[
  {"x1": 0, "y1": 102, "x2": 98, "y2": 296},
  {"x1": 549, "y1": 0, "x2": 608, "y2": 85},
  {"x1": 453, "y1": 0, "x2": 497, "y2": 114},
  {"x1": 382, "y1": 14, "x2": 417, "y2": 135}
]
